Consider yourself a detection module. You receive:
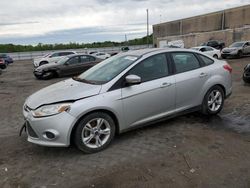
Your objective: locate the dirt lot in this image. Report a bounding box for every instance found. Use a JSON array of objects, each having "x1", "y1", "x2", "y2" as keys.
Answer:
[{"x1": 0, "y1": 57, "x2": 250, "y2": 188}]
